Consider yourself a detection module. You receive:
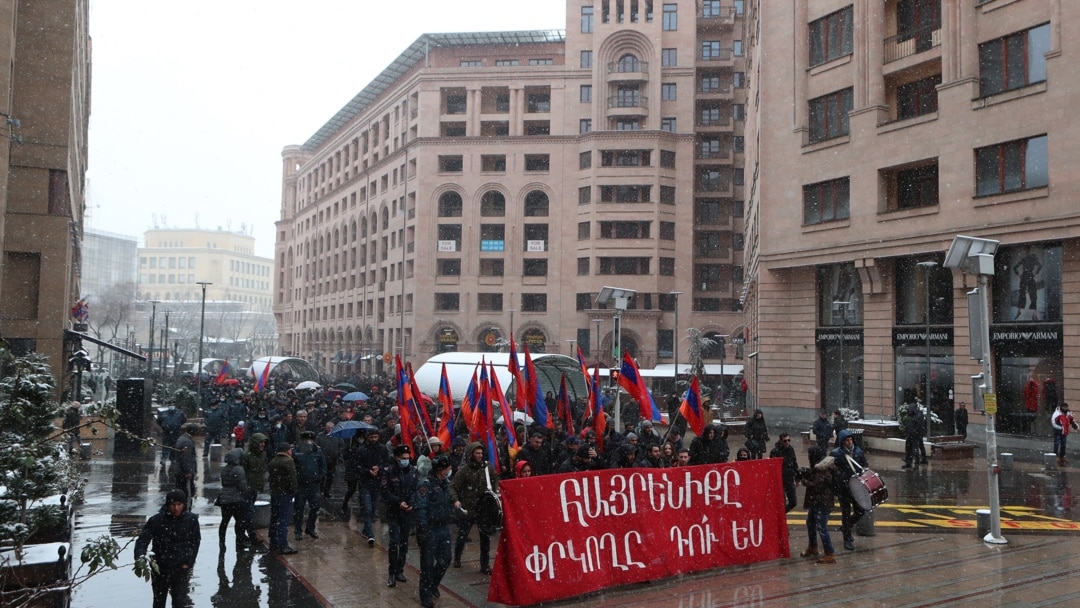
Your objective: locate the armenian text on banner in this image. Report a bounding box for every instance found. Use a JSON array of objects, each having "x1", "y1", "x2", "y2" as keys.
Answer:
[{"x1": 487, "y1": 459, "x2": 789, "y2": 605}]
